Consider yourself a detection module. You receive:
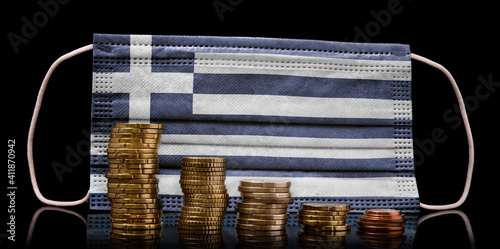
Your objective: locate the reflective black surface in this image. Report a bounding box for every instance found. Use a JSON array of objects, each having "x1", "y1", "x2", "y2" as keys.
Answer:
[{"x1": 14, "y1": 205, "x2": 489, "y2": 249}]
